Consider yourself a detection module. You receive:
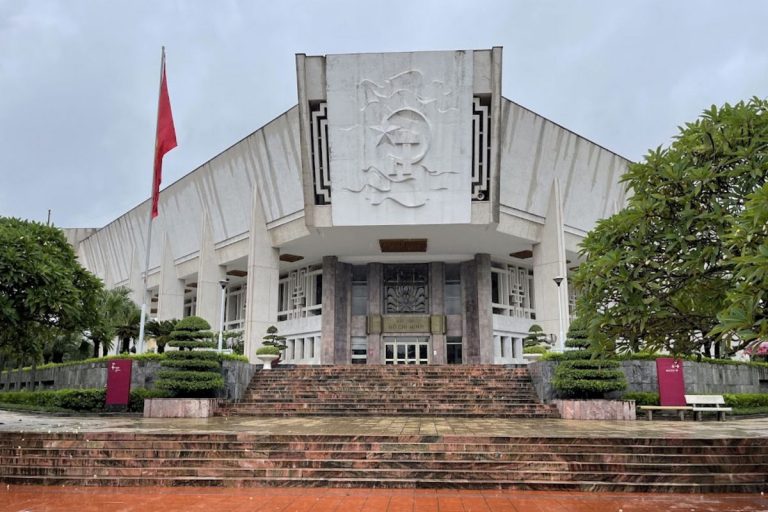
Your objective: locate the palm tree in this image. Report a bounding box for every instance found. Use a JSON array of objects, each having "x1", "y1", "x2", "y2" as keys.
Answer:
[
  {"x1": 89, "y1": 287, "x2": 140, "y2": 357},
  {"x1": 145, "y1": 319, "x2": 178, "y2": 354}
]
